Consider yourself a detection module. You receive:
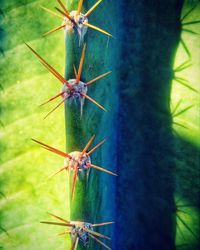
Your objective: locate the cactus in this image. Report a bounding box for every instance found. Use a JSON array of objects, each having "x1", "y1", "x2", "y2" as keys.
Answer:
[{"x1": 0, "y1": 0, "x2": 199, "y2": 250}]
